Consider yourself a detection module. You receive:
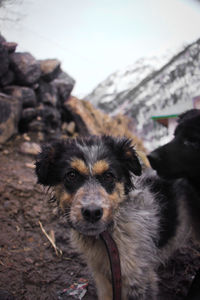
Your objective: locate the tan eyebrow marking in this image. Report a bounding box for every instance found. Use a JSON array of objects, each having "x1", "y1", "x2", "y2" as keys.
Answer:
[
  {"x1": 70, "y1": 159, "x2": 89, "y2": 175},
  {"x1": 92, "y1": 160, "x2": 109, "y2": 175}
]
